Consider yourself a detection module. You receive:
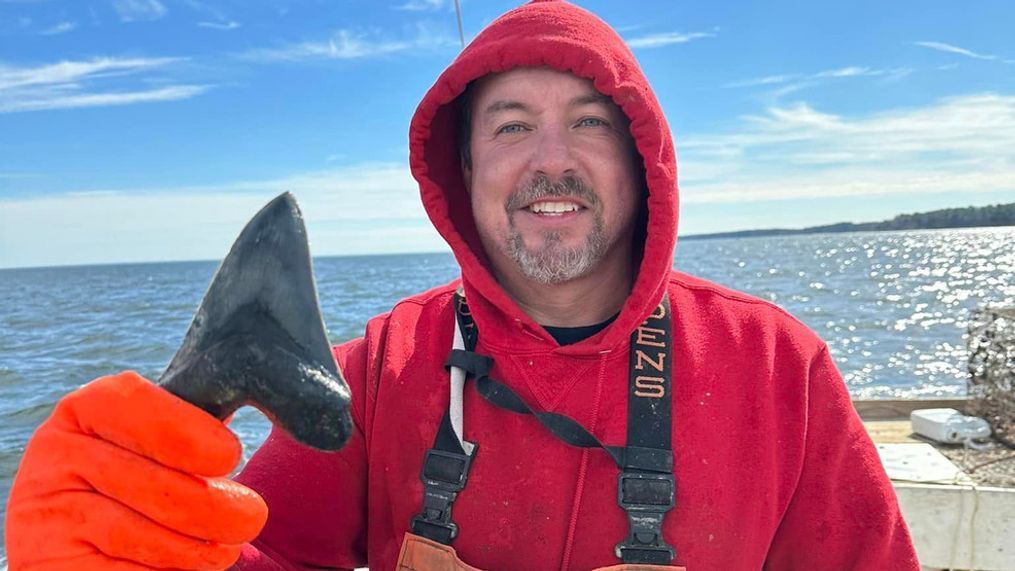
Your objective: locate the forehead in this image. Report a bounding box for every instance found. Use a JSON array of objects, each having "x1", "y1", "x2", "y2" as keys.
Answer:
[{"x1": 470, "y1": 67, "x2": 617, "y2": 114}]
